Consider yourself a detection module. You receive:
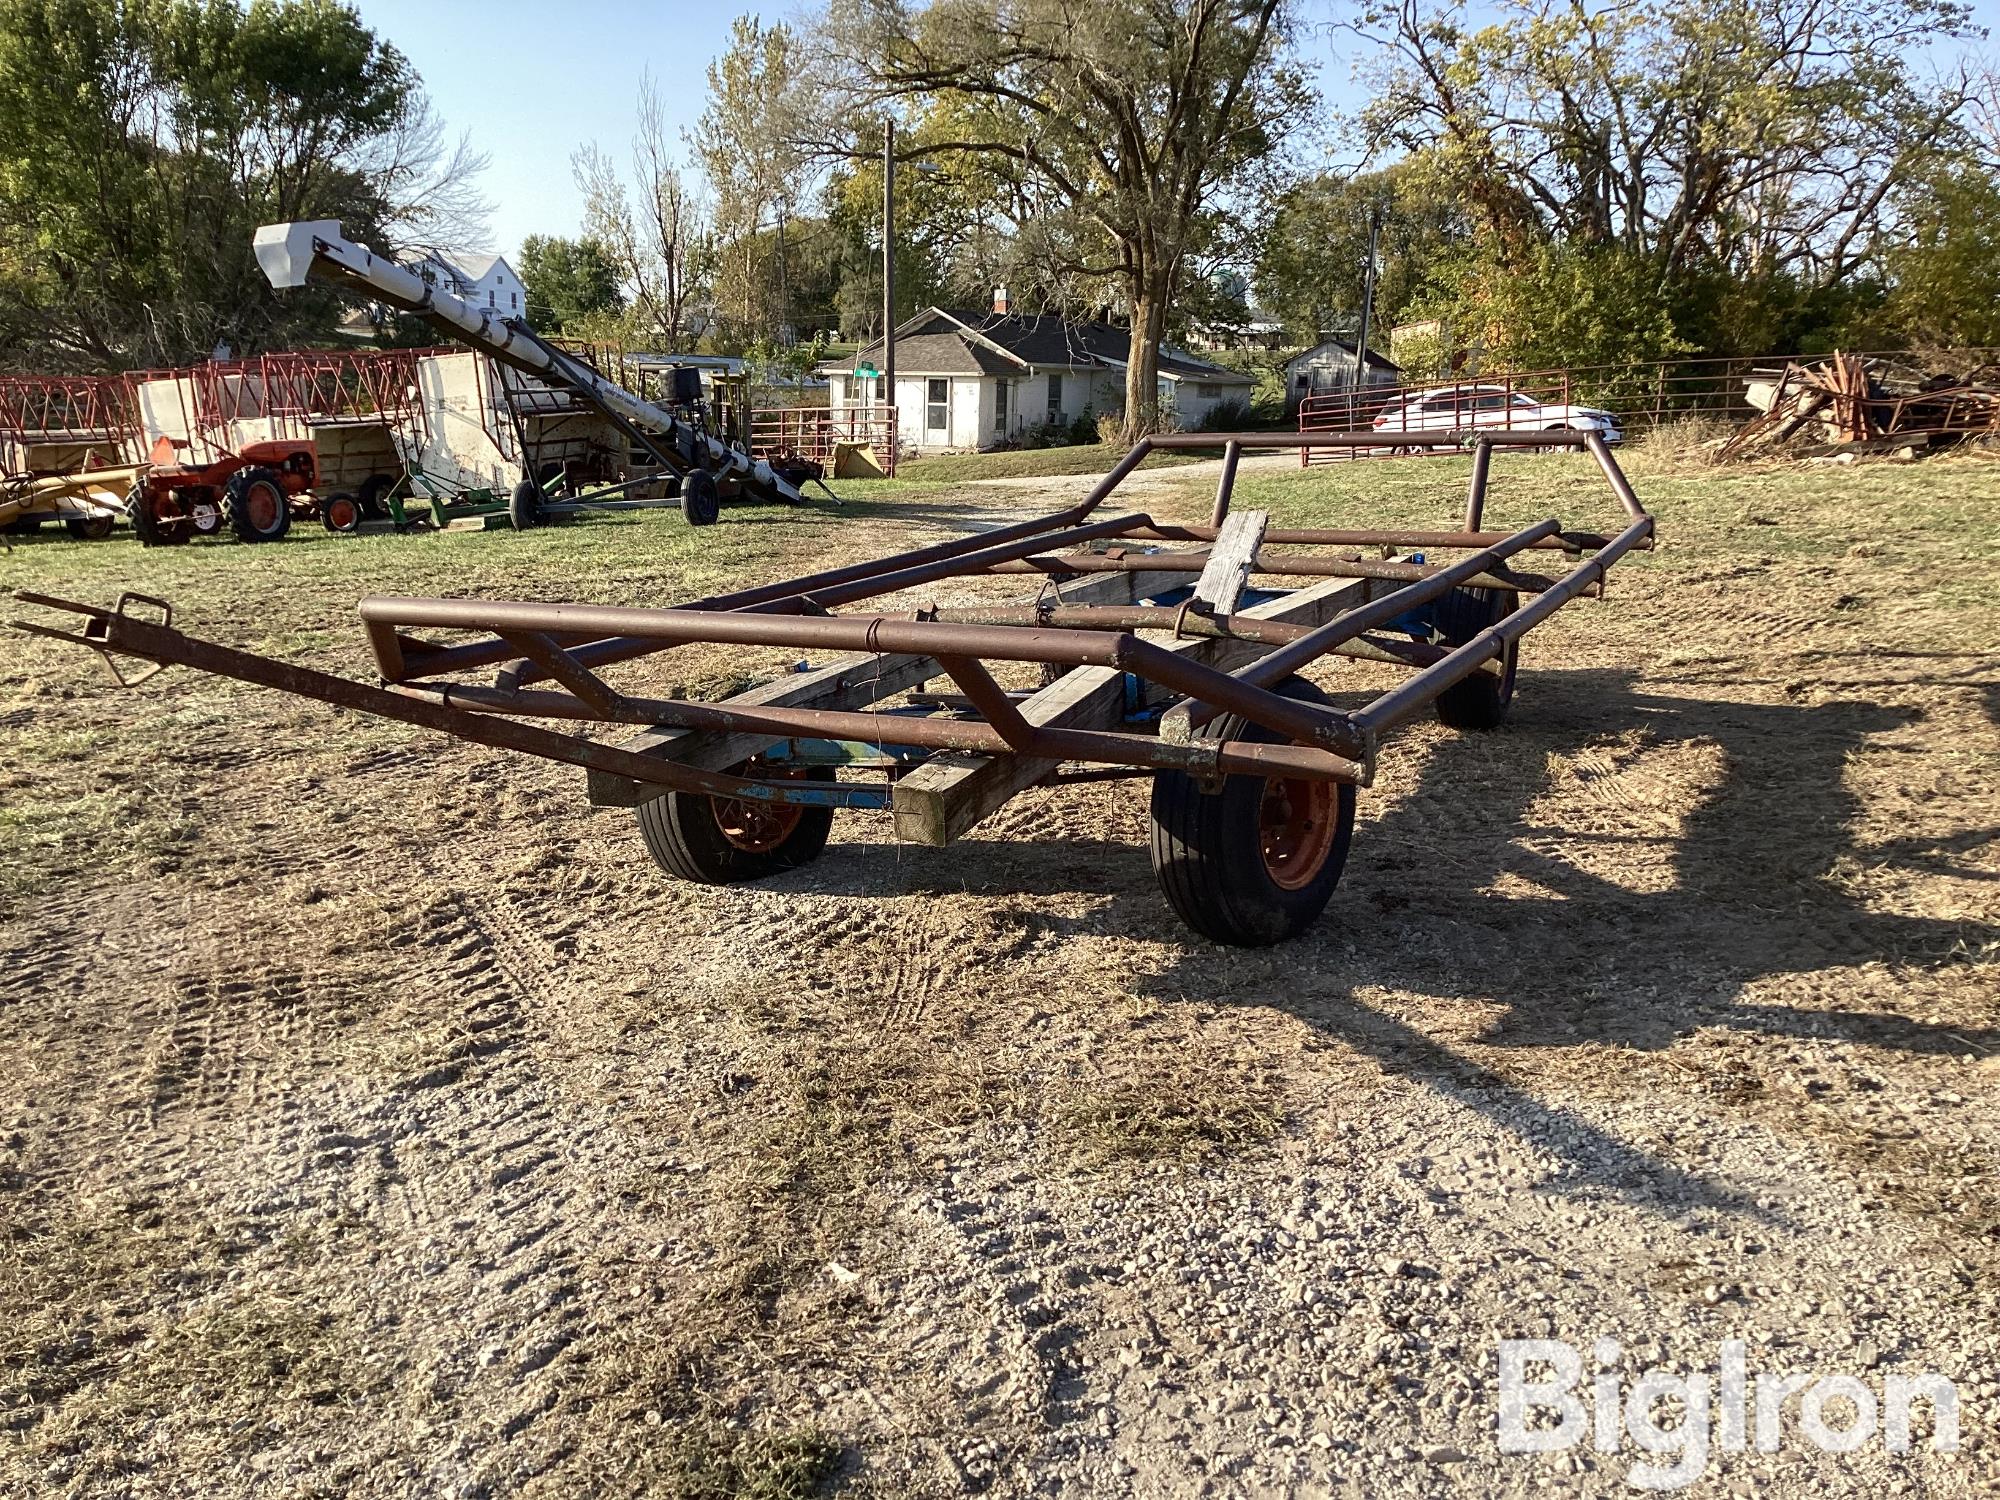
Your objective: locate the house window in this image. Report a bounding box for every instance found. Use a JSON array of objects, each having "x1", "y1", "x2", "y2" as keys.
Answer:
[
  {"x1": 1198, "y1": 383, "x2": 1223, "y2": 400},
  {"x1": 511, "y1": 291, "x2": 519, "y2": 310},
  {"x1": 926, "y1": 378, "x2": 948, "y2": 434},
  {"x1": 994, "y1": 379, "x2": 1009, "y2": 433},
  {"x1": 488, "y1": 290, "x2": 496, "y2": 308},
  {"x1": 1046, "y1": 373, "x2": 1063, "y2": 415}
]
